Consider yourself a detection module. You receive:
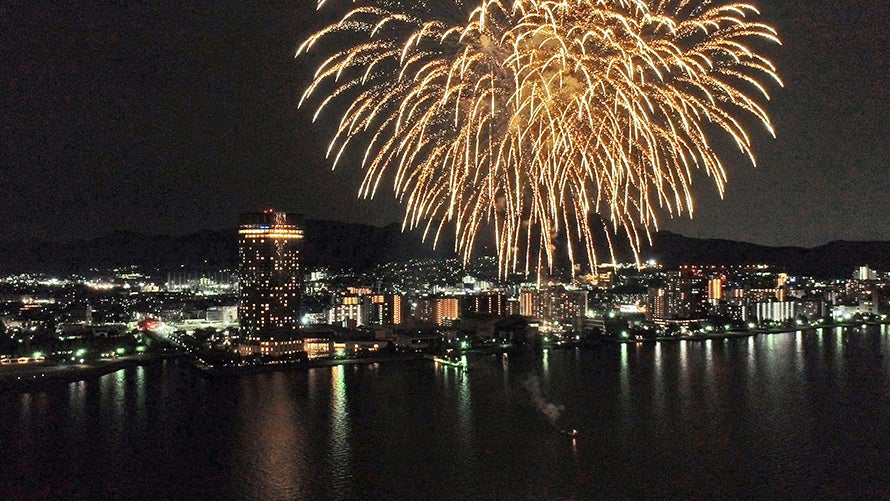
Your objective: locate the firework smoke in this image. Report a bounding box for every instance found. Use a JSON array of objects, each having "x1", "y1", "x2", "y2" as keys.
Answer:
[{"x1": 522, "y1": 375, "x2": 562, "y2": 424}]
